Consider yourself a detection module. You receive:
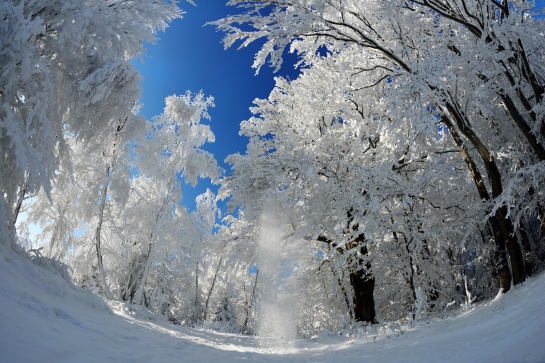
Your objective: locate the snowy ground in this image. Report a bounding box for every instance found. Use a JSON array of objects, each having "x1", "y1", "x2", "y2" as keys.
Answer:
[{"x1": 1, "y1": 244, "x2": 544, "y2": 363}]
